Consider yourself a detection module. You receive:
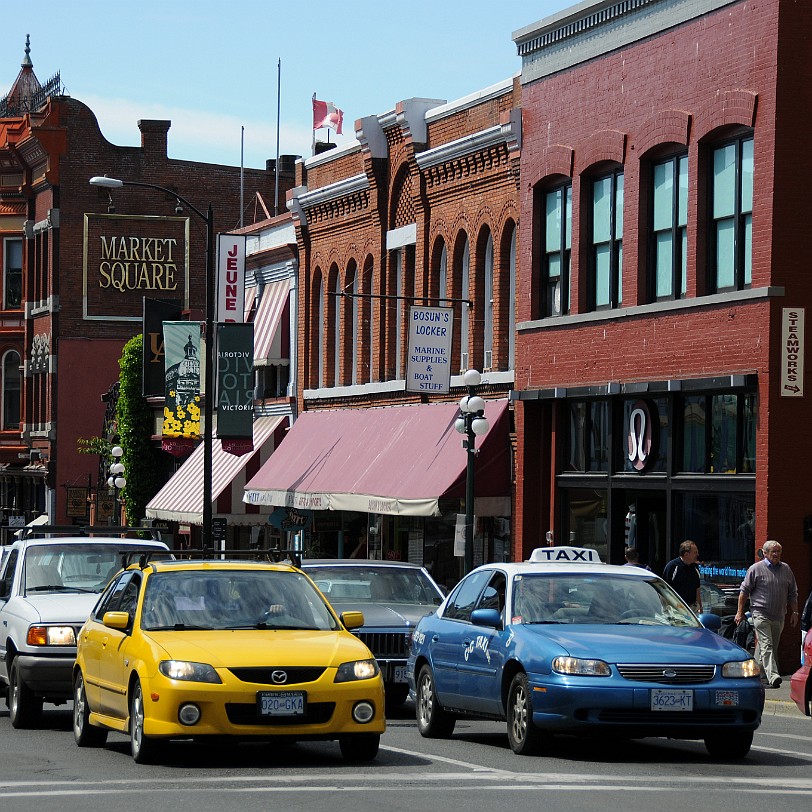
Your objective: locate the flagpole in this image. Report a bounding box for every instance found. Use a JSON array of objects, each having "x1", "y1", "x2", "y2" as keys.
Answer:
[
  {"x1": 274, "y1": 58, "x2": 281, "y2": 217},
  {"x1": 240, "y1": 125, "x2": 244, "y2": 229},
  {"x1": 312, "y1": 92, "x2": 316, "y2": 157}
]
